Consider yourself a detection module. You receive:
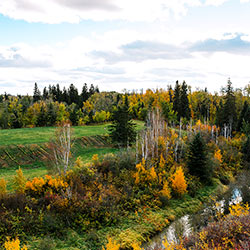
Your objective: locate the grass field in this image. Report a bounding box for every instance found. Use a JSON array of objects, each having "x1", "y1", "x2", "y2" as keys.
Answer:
[
  {"x1": 1, "y1": 147, "x2": 119, "y2": 191},
  {"x1": 0, "y1": 121, "x2": 143, "y2": 190},
  {"x1": 0, "y1": 120, "x2": 144, "y2": 146}
]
